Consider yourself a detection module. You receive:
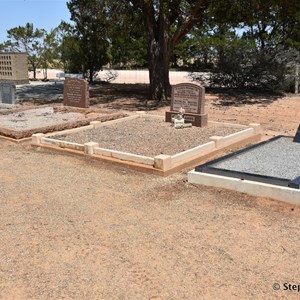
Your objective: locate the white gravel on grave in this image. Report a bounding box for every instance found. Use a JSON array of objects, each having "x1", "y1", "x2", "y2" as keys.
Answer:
[
  {"x1": 210, "y1": 137, "x2": 300, "y2": 180},
  {"x1": 0, "y1": 107, "x2": 85, "y2": 131},
  {"x1": 55, "y1": 116, "x2": 242, "y2": 157}
]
